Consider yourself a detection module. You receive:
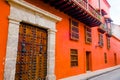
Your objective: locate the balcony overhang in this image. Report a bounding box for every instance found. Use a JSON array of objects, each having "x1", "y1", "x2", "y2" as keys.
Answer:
[{"x1": 42, "y1": 0, "x2": 101, "y2": 27}]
